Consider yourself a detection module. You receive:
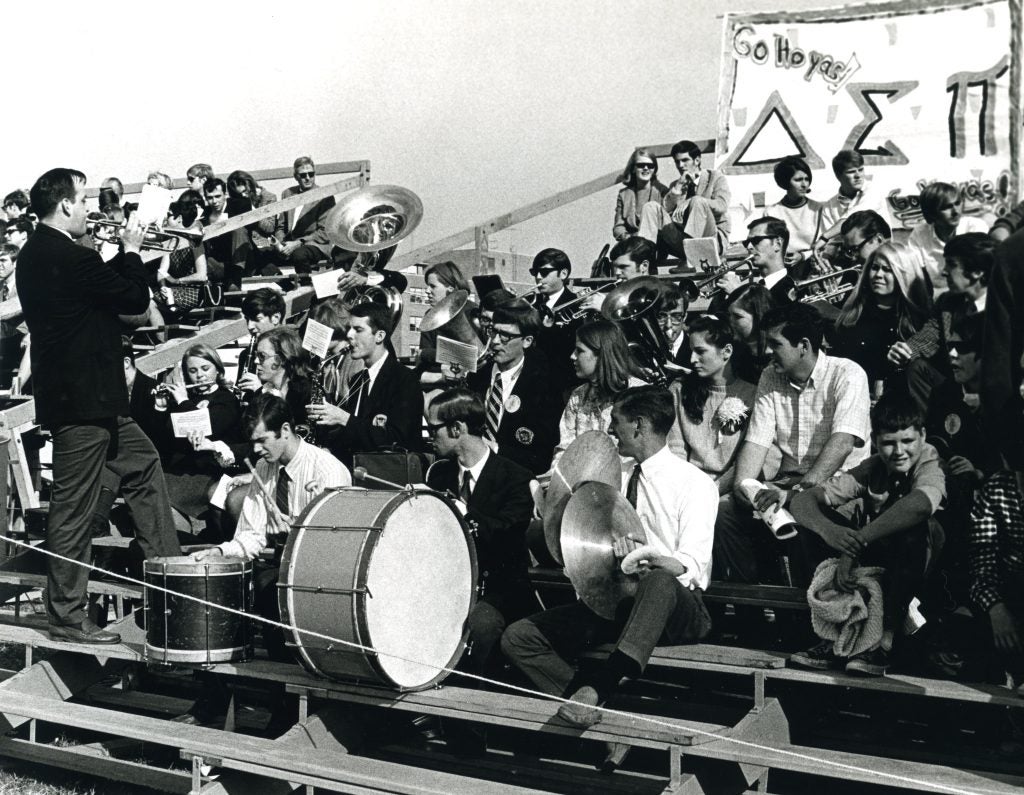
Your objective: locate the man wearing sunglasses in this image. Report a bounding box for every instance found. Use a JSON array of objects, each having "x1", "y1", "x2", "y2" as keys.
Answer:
[
  {"x1": 528, "y1": 248, "x2": 580, "y2": 398},
  {"x1": 743, "y1": 216, "x2": 796, "y2": 304},
  {"x1": 277, "y1": 156, "x2": 337, "y2": 273},
  {"x1": 467, "y1": 303, "x2": 561, "y2": 475}
]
